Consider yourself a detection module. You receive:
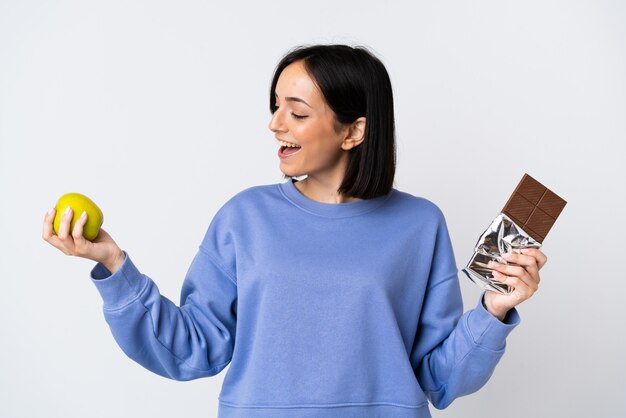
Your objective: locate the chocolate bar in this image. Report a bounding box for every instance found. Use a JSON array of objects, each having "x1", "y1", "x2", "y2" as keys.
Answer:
[
  {"x1": 462, "y1": 173, "x2": 567, "y2": 294},
  {"x1": 501, "y1": 173, "x2": 567, "y2": 243}
]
